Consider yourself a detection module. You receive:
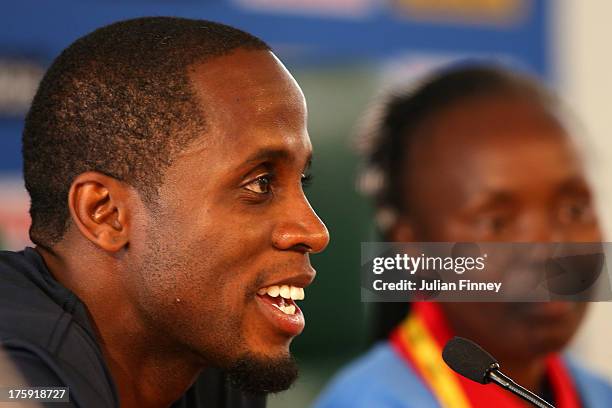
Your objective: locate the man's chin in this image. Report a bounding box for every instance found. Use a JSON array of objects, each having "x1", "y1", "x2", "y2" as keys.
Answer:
[{"x1": 225, "y1": 352, "x2": 298, "y2": 395}]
